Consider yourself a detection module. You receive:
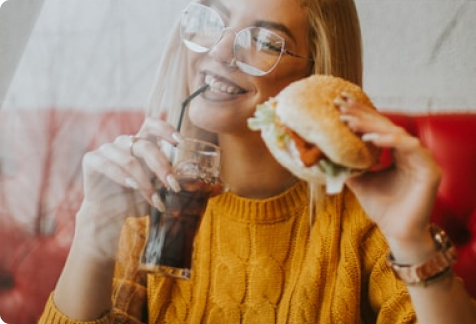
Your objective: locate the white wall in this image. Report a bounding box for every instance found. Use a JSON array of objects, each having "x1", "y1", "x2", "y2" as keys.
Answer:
[
  {"x1": 0, "y1": 0, "x2": 45, "y2": 105},
  {"x1": 2, "y1": 0, "x2": 188, "y2": 111},
  {"x1": 356, "y1": 0, "x2": 476, "y2": 113},
  {"x1": 2, "y1": 0, "x2": 475, "y2": 113}
]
